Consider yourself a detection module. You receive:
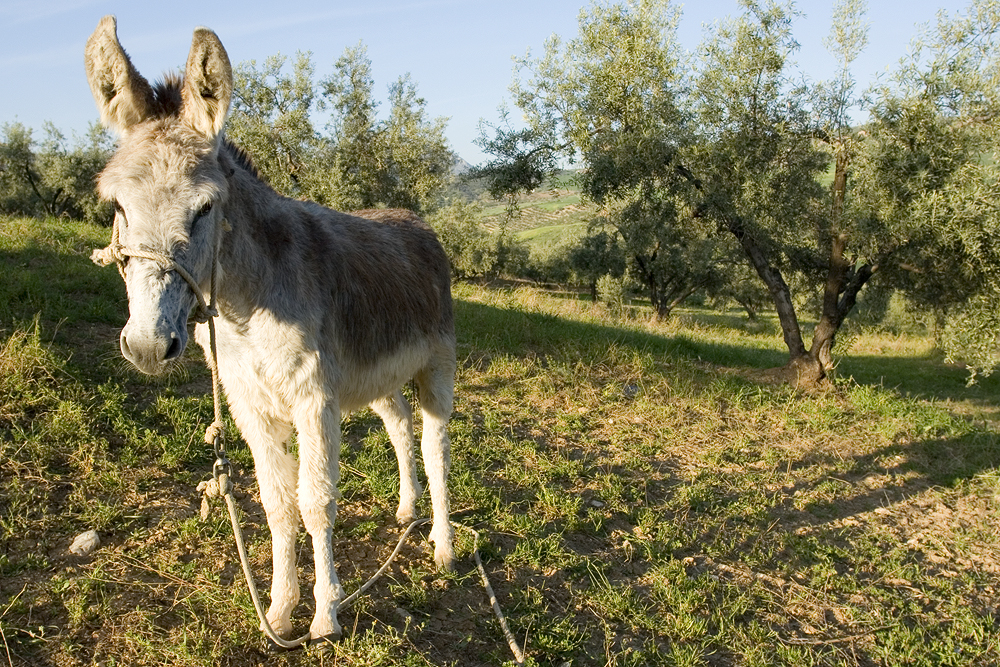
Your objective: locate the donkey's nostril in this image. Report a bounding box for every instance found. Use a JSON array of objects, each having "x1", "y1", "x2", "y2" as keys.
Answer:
[
  {"x1": 120, "y1": 330, "x2": 133, "y2": 359},
  {"x1": 165, "y1": 333, "x2": 183, "y2": 361}
]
